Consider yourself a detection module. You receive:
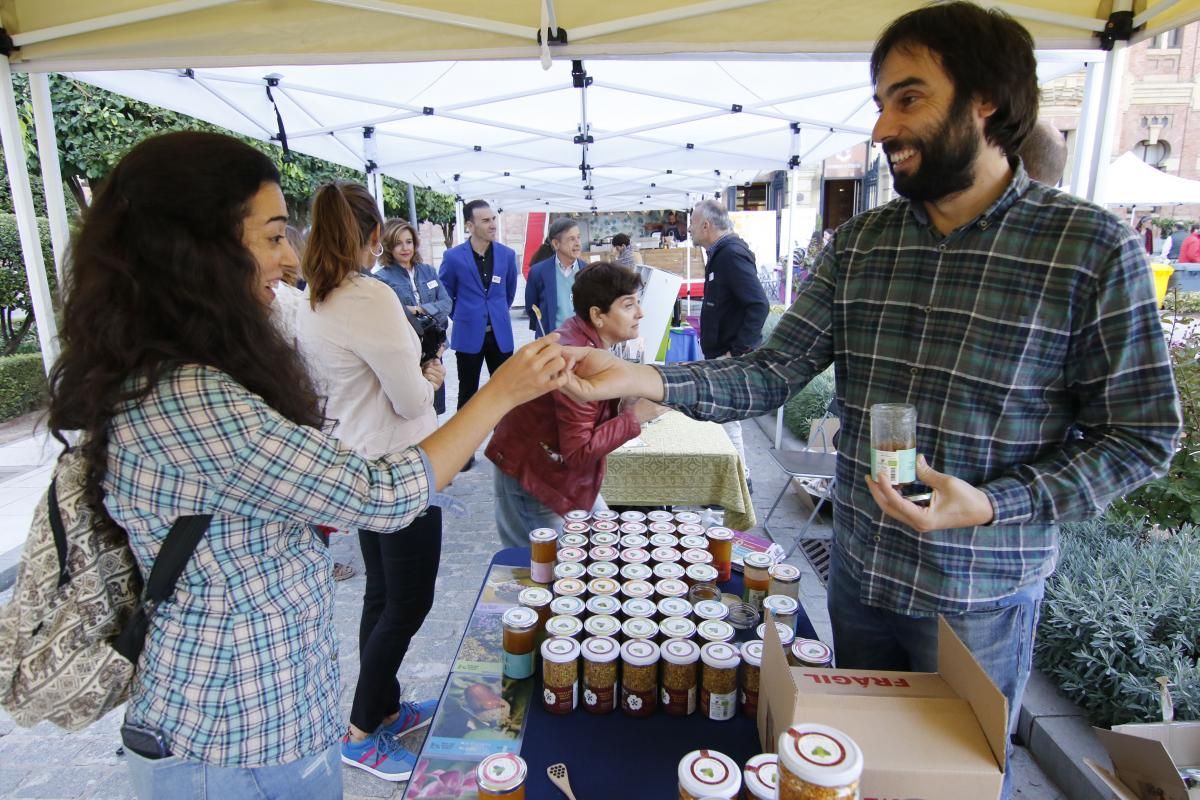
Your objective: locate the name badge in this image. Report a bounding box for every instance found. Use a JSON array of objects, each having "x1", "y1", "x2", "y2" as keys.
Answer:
[
  {"x1": 708, "y1": 272, "x2": 715, "y2": 281},
  {"x1": 426, "y1": 279, "x2": 438, "y2": 289},
  {"x1": 491, "y1": 275, "x2": 502, "y2": 284}
]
